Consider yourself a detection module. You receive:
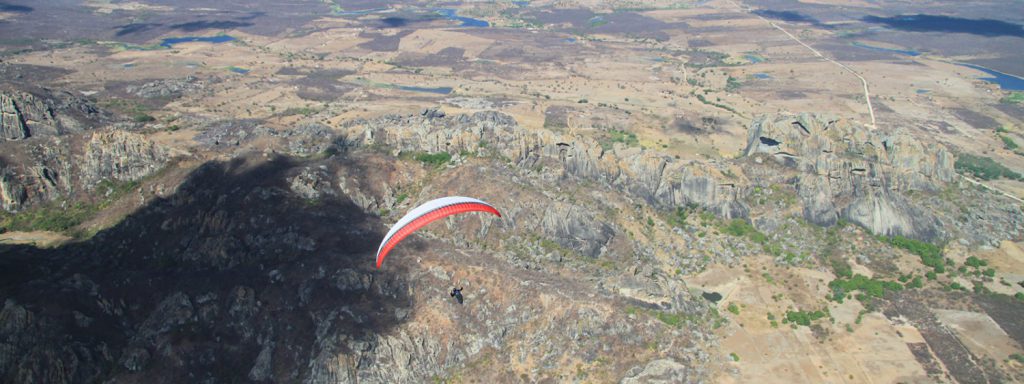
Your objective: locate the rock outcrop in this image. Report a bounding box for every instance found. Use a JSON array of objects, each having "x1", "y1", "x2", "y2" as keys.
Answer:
[
  {"x1": 126, "y1": 76, "x2": 207, "y2": 99},
  {"x1": 743, "y1": 113, "x2": 953, "y2": 240},
  {"x1": 0, "y1": 89, "x2": 104, "y2": 140},
  {"x1": 339, "y1": 110, "x2": 746, "y2": 218},
  {"x1": 0, "y1": 154, "x2": 715, "y2": 383},
  {"x1": 0, "y1": 130, "x2": 169, "y2": 212}
]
